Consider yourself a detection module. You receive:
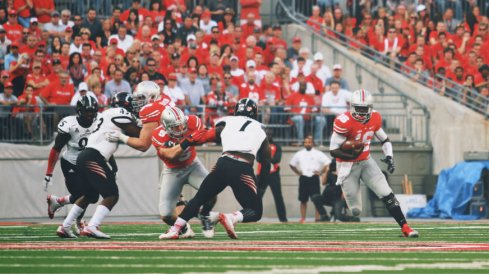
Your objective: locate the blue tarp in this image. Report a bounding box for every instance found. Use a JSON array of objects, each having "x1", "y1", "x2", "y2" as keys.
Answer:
[{"x1": 407, "y1": 161, "x2": 489, "y2": 220}]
